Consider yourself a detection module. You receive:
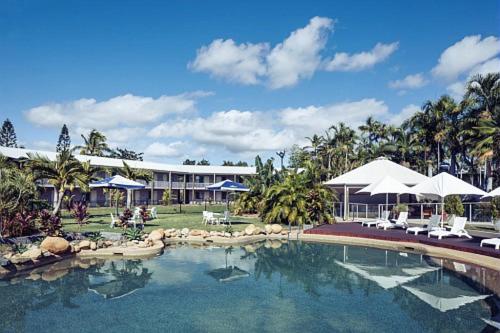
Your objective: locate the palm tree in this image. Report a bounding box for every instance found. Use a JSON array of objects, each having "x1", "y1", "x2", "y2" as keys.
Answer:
[
  {"x1": 261, "y1": 171, "x2": 308, "y2": 226},
  {"x1": 115, "y1": 161, "x2": 152, "y2": 207},
  {"x1": 73, "y1": 129, "x2": 111, "y2": 156},
  {"x1": 465, "y1": 73, "x2": 500, "y2": 187},
  {"x1": 26, "y1": 150, "x2": 85, "y2": 215}
]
